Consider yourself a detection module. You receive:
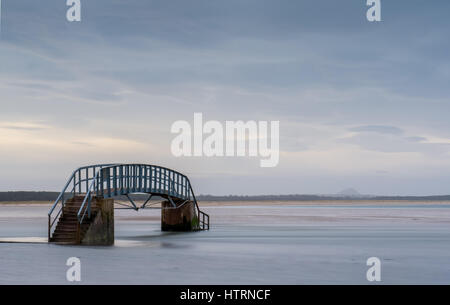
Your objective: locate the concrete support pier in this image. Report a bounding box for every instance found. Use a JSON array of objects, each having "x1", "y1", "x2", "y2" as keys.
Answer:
[
  {"x1": 161, "y1": 200, "x2": 199, "y2": 231},
  {"x1": 81, "y1": 198, "x2": 114, "y2": 245}
]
